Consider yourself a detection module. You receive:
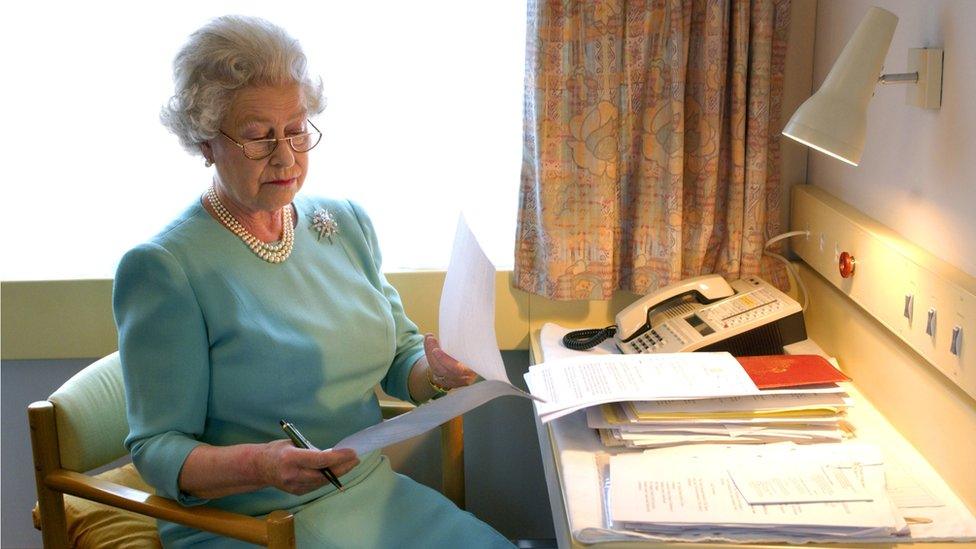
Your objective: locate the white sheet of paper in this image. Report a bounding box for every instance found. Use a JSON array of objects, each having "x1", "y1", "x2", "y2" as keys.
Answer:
[
  {"x1": 630, "y1": 393, "x2": 851, "y2": 414},
  {"x1": 331, "y1": 216, "x2": 537, "y2": 456},
  {"x1": 609, "y1": 453, "x2": 903, "y2": 531},
  {"x1": 333, "y1": 380, "x2": 526, "y2": 455},
  {"x1": 722, "y1": 425, "x2": 844, "y2": 439},
  {"x1": 525, "y1": 352, "x2": 760, "y2": 422},
  {"x1": 884, "y1": 461, "x2": 943, "y2": 509},
  {"x1": 438, "y1": 215, "x2": 509, "y2": 383},
  {"x1": 728, "y1": 462, "x2": 874, "y2": 504}
]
